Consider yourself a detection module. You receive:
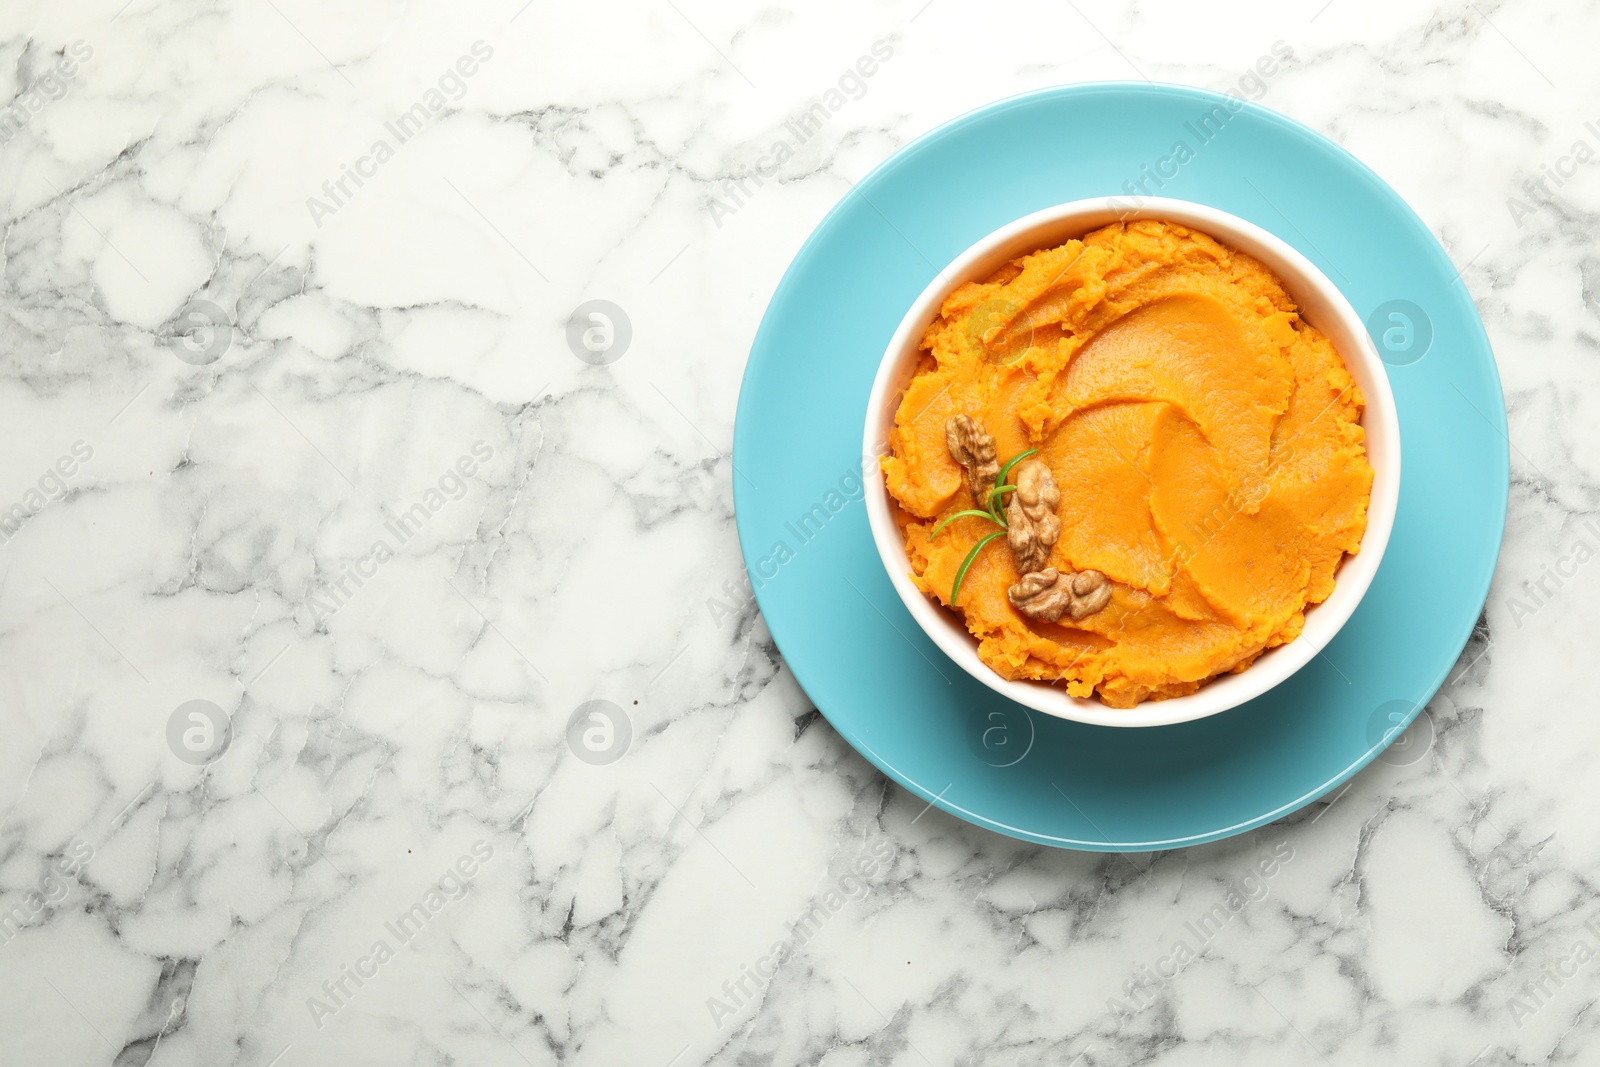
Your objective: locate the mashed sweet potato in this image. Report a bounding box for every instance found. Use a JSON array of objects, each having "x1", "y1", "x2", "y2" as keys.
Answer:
[{"x1": 882, "y1": 220, "x2": 1373, "y2": 707}]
